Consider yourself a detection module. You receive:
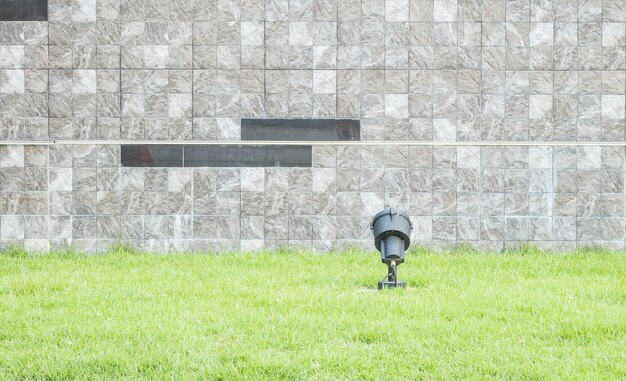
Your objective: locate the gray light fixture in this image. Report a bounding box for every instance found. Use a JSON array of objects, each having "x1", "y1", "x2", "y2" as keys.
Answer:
[{"x1": 370, "y1": 208, "x2": 413, "y2": 290}]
